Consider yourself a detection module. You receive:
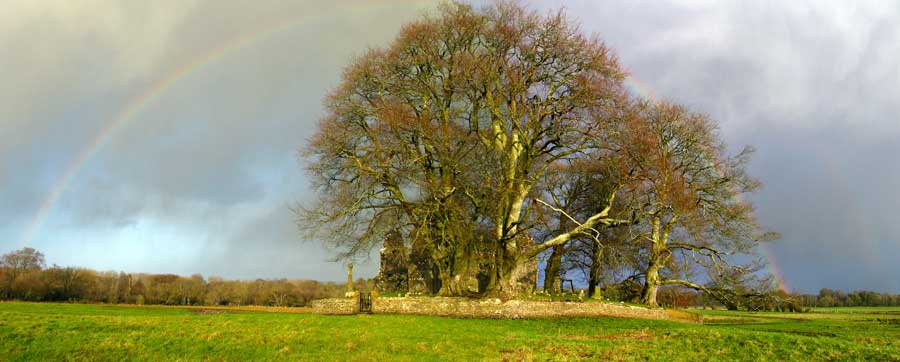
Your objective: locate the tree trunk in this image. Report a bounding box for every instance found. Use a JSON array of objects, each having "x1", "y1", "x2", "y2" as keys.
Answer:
[
  {"x1": 640, "y1": 216, "x2": 663, "y2": 307},
  {"x1": 484, "y1": 121, "x2": 528, "y2": 293},
  {"x1": 437, "y1": 267, "x2": 453, "y2": 296},
  {"x1": 494, "y1": 270, "x2": 518, "y2": 299},
  {"x1": 542, "y1": 245, "x2": 564, "y2": 294},
  {"x1": 587, "y1": 241, "x2": 602, "y2": 298},
  {"x1": 495, "y1": 247, "x2": 520, "y2": 299},
  {"x1": 543, "y1": 215, "x2": 568, "y2": 294},
  {"x1": 430, "y1": 264, "x2": 442, "y2": 295},
  {"x1": 641, "y1": 258, "x2": 661, "y2": 307},
  {"x1": 487, "y1": 238, "x2": 530, "y2": 299}
]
